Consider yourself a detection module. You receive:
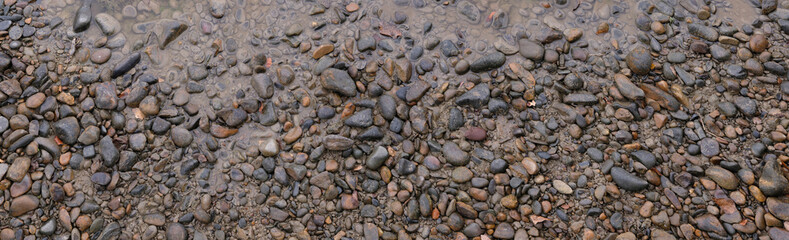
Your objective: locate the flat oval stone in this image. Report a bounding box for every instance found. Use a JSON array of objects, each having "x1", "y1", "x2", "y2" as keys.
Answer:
[
  {"x1": 442, "y1": 141, "x2": 468, "y2": 166},
  {"x1": 90, "y1": 48, "x2": 111, "y2": 64},
  {"x1": 610, "y1": 167, "x2": 648, "y2": 192},
  {"x1": 112, "y1": 52, "x2": 141, "y2": 78},
  {"x1": 706, "y1": 166, "x2": 738, "y2": 190},
  {"x1": 451, "y1": 167, "x2": 473, "y2": 183},
  {"x1": 469, "y1": 52, "x2": 505, "y2": 72},
  {"x1": 324, "y1": 135, "x2": 354, "y2": 151},
  {"x1": 10, "y1": 195, "x2": 39, "y2": 217},
  {"x1": 614, "y1": 74, "x2": 644, "y2": 100},
  {"x1": 464, "y1": 127, "x2": 486, "y2": 141}
]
